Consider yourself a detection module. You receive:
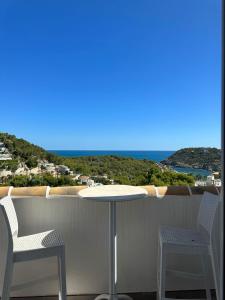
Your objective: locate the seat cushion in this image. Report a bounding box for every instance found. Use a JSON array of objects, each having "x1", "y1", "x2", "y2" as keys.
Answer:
[
  {"x1": 13, "y1": 230, "x2": 64, "y2": 253},
  {"x1": 159, "y1": 226, "x2": 209, "y2": 247}
]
